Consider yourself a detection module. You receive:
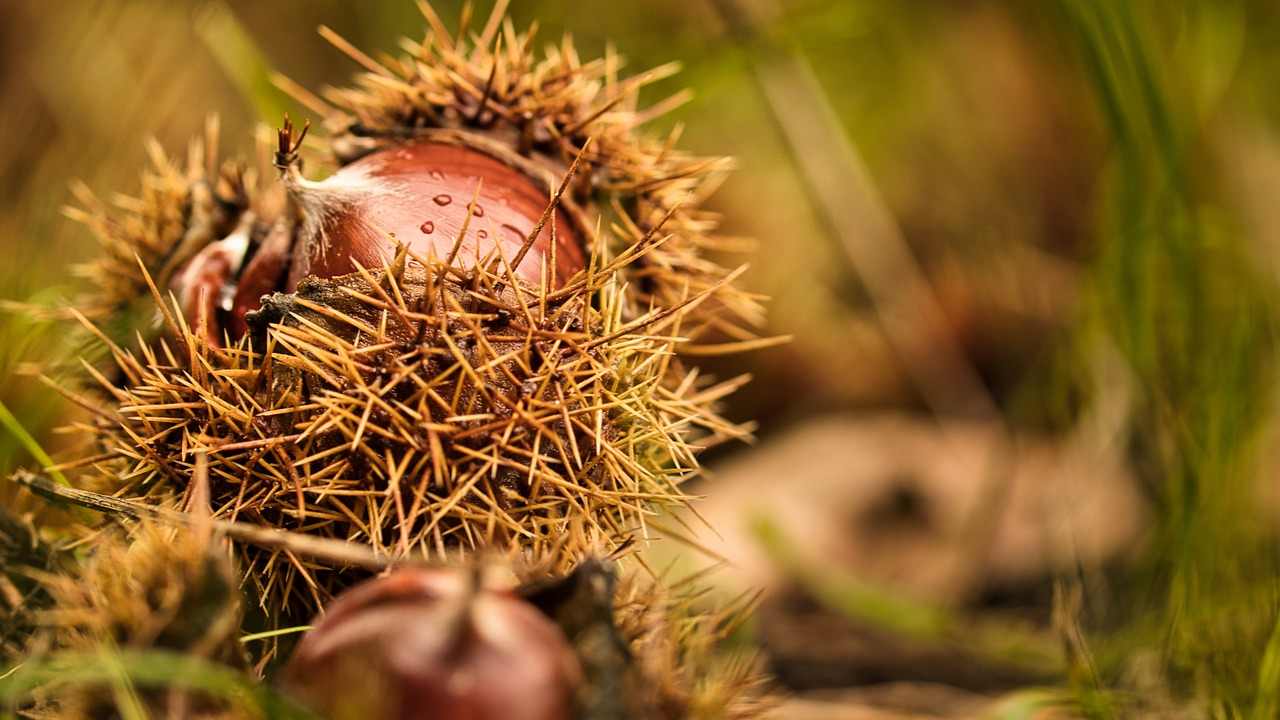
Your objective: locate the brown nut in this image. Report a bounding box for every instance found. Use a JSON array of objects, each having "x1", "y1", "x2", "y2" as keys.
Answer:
[
  {"x1": 285, "y1": 141, "x2": 585, "y2": 291},
  {"x1": 281, "y1": 568, "x2": 581, "y2": 720}
]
